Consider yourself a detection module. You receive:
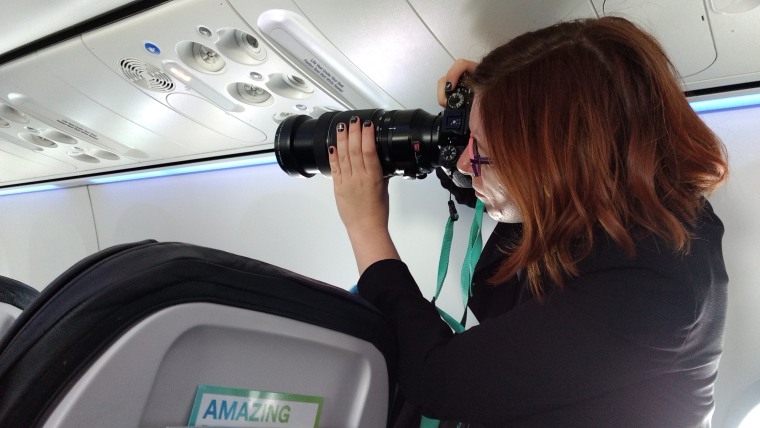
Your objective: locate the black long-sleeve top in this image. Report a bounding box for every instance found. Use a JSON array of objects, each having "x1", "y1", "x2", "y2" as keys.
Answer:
[{"x1": 357, "y1": 202, "x2": 727, "y2": 427}]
